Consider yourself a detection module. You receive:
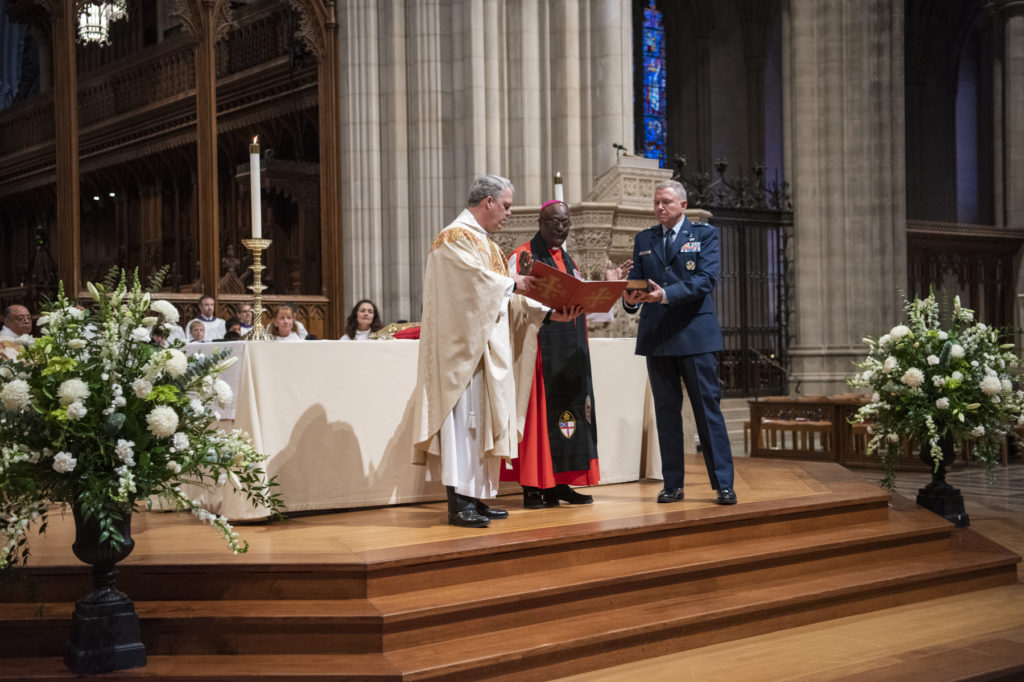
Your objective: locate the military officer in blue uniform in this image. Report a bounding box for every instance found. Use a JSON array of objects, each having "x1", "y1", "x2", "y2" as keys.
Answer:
[{"x1": 622, "y1": 179, "x2": 737, "y2": 505}]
